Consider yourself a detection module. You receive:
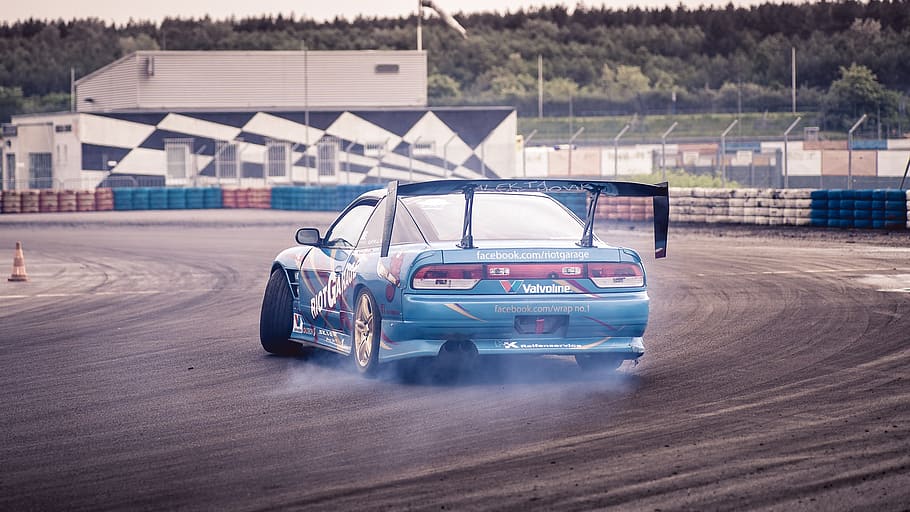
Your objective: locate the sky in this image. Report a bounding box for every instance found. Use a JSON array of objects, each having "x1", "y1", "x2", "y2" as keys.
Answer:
[{"x1": 1, "y1": 0, "x2": 780, "y2": 24}]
